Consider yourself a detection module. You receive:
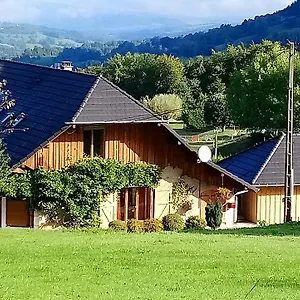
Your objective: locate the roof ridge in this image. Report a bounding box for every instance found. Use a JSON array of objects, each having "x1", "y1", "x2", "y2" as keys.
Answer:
[
  {"x1": 99, "y1": 75, "x2": 161, "y2": 121},
  {"x1": 71, "y1": 77, "x2": 100, "y2": 122},
  {"x1": 252, "y1": 134, "x2": 285, "y2": 185},
  {"x1": 0, "y1": 59, "x2": 96, "y2": 79}
]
